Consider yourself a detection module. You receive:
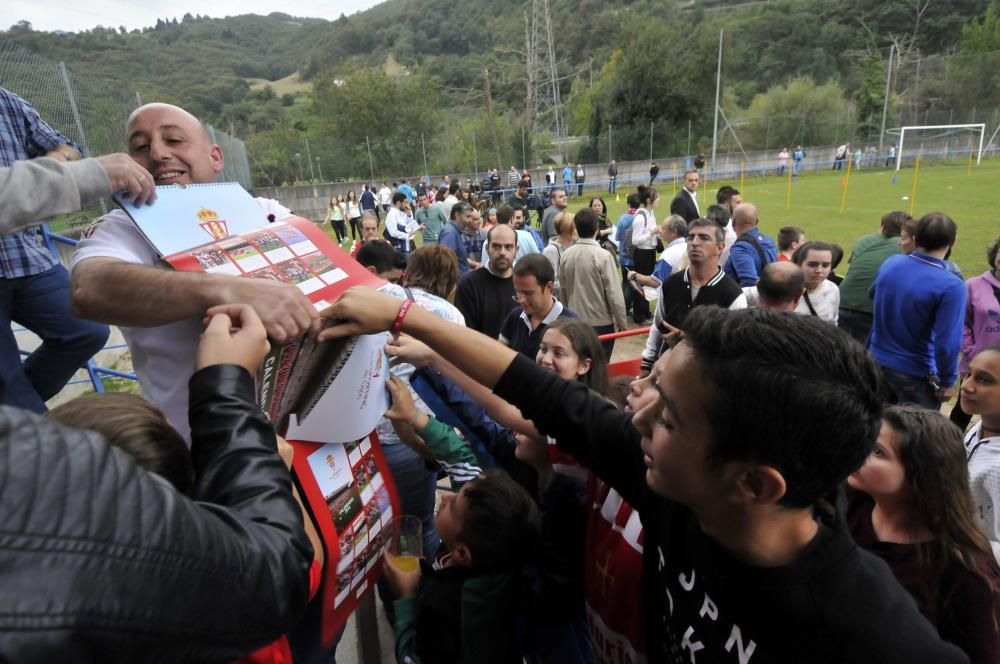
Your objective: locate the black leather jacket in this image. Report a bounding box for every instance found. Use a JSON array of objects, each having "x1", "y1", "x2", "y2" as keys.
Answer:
[{"x1": 0, "y1": 364, "x2": 313, "y2": 662}]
